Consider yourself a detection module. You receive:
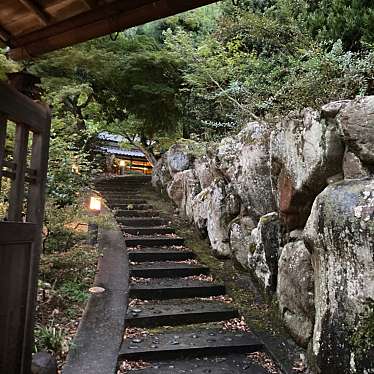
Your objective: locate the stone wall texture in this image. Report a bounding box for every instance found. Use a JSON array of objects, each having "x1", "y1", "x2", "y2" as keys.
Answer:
[{"x1": 152, "y1": 97, "x2": 374, "y2": 373}]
